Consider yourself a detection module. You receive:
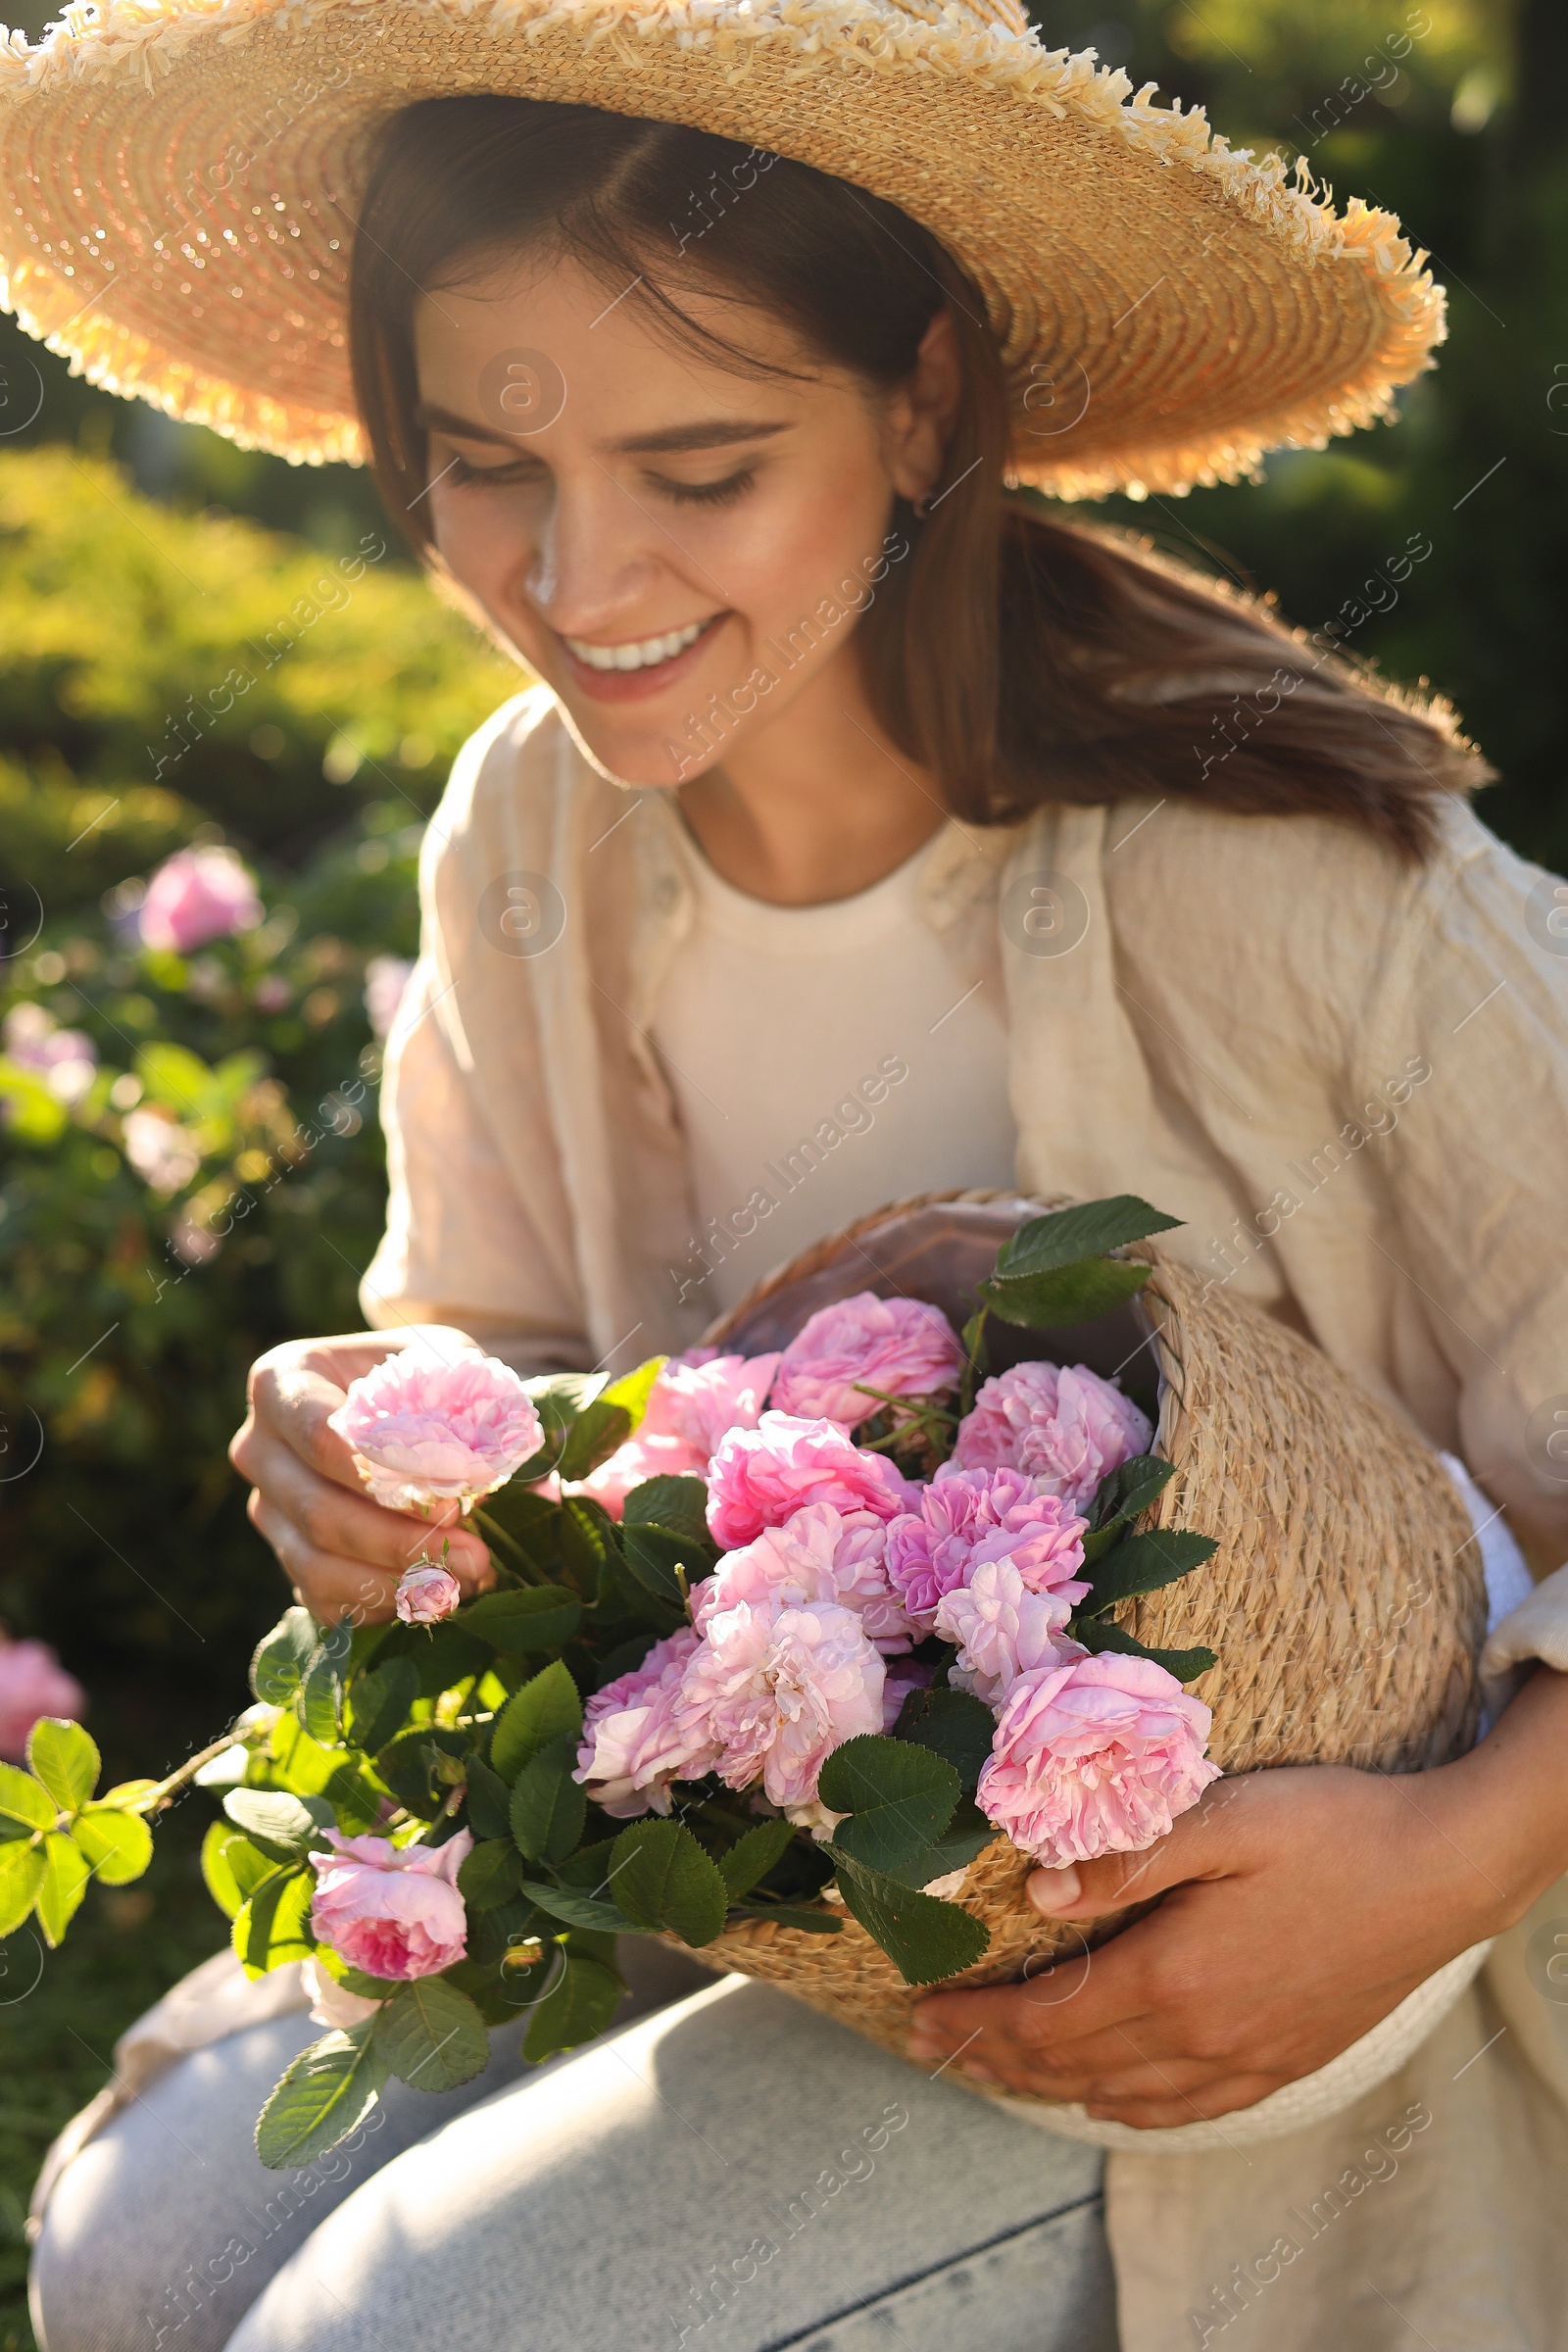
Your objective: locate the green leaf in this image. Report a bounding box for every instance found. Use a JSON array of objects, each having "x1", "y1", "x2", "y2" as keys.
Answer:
[
  {"x1": 1070, "y1": 1617, "x2": 1218, "y2": 1683},
  {"x1": 732, "y1": 1900, "x2": 844, "y2": 1935},
  {"x1": 346, "y1": 1656, "x2": 419, "y2": 1752},
  {"x1": 869, "y1": 1796, "x2": 998, "y2": 1889},
  {"x1": 255, "y1": 2026, "x2": 387, "y2": 2170},
  {"x1": 829, "y1": 1853, "x2": 990, "y2": 1987},
  {"x1": 35, "y1": 1831, "x2": 91, "y2": 1946},
  {"x1": 407, "y1": 1623, "x2": 492, "y2": 1700},
  {"x1": 522, "y1": 1953, "x2": 622, "y2": 2062},
  {"x1": 1084, "y1": 1528, "x2": 1219, "y2": 1609},
  {"x1": 558, "y1": 1496, "x2": 618, "y2": 1603},
  {"x1": 233, "y1": 1864, "x2": 315, "y2": 1977},
  {"x1": 600, "y1": 1355, "x2": 668, "y2": 1432},
  {"x1": 0, "y1": 1839, "x2": 46, "y2": 1938},
  {"x1": 608, "y1": 1820, "x2": 728, "y2": 1948},
  {"x1": 464, "y1": 1755, "x2": 514, "y2": 1841},
  {"x1": 980, "y1": 1258, "x2": 1153, "y2": 1329},
  {"x1": 1081, "y1": 1453, "x2": 1177, "y2": 1559},
  {"x1": 251, "y1": 1607, "x2": 320, "y2": 1704},
  {"x1": 72, "y1": 1806, "x2": 153, "y2": 1886},
  {"x1": 557, "y1": 1398, "x2": 633, "y2": 1482},
  {"x1": 519, "y1": 1881, "x2": 633, "y2": 1934},
  {"x1": 715, "y1": 1820, "x2": 796, "y2": 1903},
  {"x1": 222, "y1": 1788, "x2": 334, "y2": 1853},
  {"x1": 25, "y1": 1719, "x2": 100, "y2": 1814},
  {"x1": 490, "y1": 1661, "x2": 583, "y2": 1785},
  {"x1": 509, "y1": 1734, "x2": 587, "y2": 1866},
  {"x1": 300, "y1": 1652, "x2": 343, "y2": 1744},
  {"x1": 618, "y1": 1523, "x2": 697, "y2": 1608},
  {"x1": 994, "y1": 1197, "x2": 1183, "y2": 1279},
  {"x1": 372, "y1": 1978, "x2": 490, "y2": 2092},
  {"x1": 889, "y1": 1689, "x2": 997, "y2": 1795},
  {"x1": 0, "y1": 1763, "x2": 56, "y2": 1835},
  {"x1": 458, "y1": 1838, "x2": 525, "y2": 1912},
  {"x1": 454, "y1": 1587, "x2": 582, "y2": 1653},
  {"x1": 466, "y1": 1892, "x2": 551, "y2": 1967},
  {"x1": 377, "y1": 1728, "x2": 466, "y2": 1821},
  {"x1": 621, "y1": 1476, "x2": 711, "y2": 1547},
  {"x1": 201, "y1": 1823, "x2": 278, "y2": 1919},
  {"x1": 816, "y1": 1736, "x2": 960, "y2": 1875}
]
